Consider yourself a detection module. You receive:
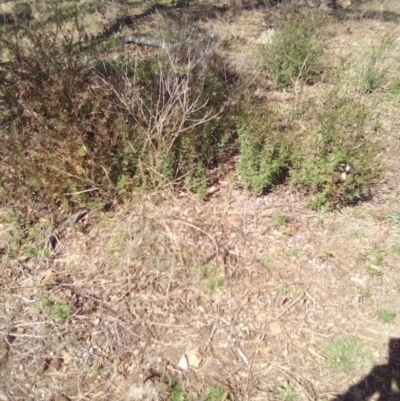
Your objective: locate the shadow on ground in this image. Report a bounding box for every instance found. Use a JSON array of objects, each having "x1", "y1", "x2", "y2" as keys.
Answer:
[{"x1": 334, "y1": 338, "x2": 400, "y2": 401}]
